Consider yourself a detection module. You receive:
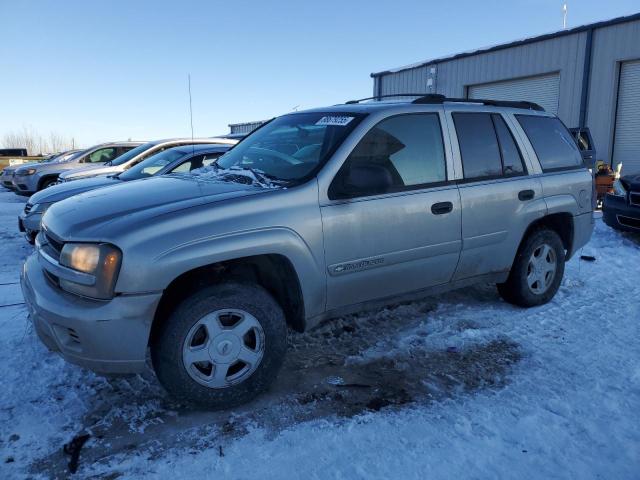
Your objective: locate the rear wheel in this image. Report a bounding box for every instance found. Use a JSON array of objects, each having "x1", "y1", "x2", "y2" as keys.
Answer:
[
  {"x1": 497, "y1": 228, "x2": 565, "y2": 307},
  {"x1": 151, "y1": 282, "x2": 287, "y2": 409}
]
